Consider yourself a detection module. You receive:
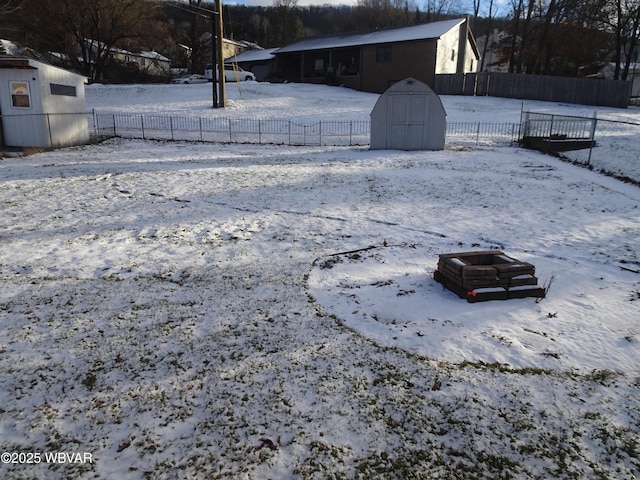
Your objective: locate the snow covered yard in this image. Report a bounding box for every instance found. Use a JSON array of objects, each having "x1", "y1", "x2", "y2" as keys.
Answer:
[{"x1": 1, "y1": 83, "x2": 639, "y2": 479}]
